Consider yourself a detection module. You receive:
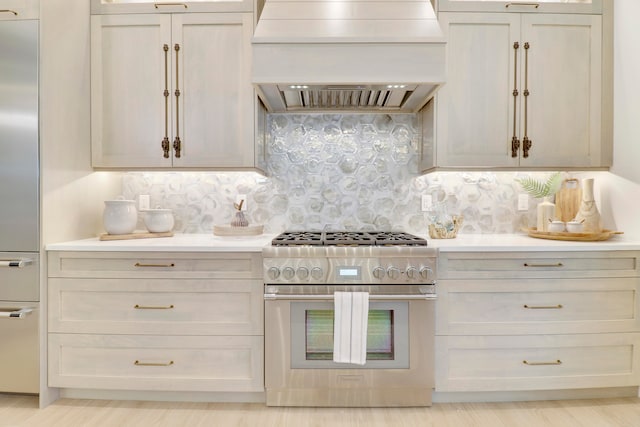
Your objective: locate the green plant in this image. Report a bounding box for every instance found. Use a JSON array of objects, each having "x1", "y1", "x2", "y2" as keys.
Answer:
[{"x1": 515, "y1": 172, "x2": 562, "y2": 198}]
